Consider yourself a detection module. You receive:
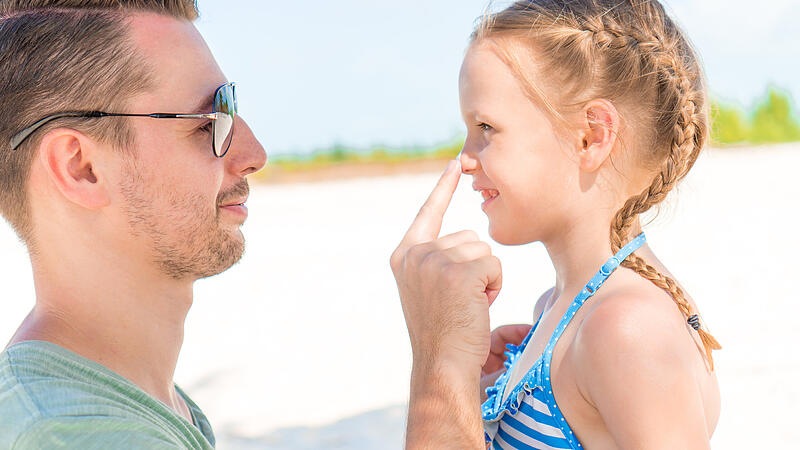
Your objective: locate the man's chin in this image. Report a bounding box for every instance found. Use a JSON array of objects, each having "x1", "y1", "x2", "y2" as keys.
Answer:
[
  {"x1": 197, "y1": 236, "x2": 245, "y2": 280},
  {"x1": 171, "y1": 229, "x2": 246, "y2": 281}
]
